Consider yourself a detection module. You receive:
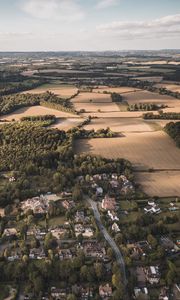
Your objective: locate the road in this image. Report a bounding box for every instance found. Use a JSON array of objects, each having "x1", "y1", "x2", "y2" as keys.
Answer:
[{"x1": 87, "y1": 198, "x2": 128, "y2": 286}]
